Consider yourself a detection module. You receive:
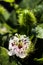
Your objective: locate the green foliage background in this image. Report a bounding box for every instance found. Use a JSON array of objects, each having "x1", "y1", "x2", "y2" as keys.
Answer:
[{"x1": 0, "y1": 0, "x2": 43, "y2": 65}]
